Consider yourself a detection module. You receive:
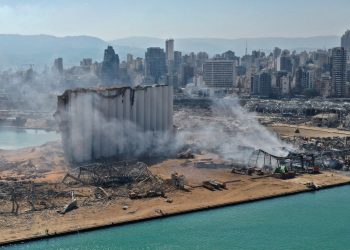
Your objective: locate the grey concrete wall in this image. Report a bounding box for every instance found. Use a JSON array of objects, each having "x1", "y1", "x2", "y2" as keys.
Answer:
[{"x1": 55, "y1": 85, "x2": 173, "y2": 162}]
